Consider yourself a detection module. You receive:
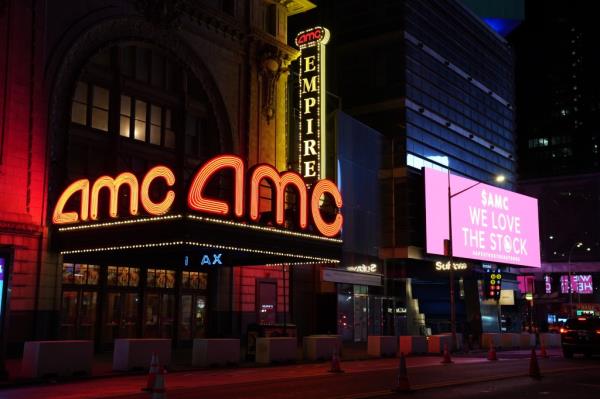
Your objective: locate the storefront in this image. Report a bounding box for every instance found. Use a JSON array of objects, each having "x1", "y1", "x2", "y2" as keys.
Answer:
[
  {"x1": 523, "y1": 267, "x2": 600, "y2": 331},
  {"x1": 321, "y1": 262, "x2": 415, "y2": 342},
  {"x1": 52, "y1": 156, "x2": 343, "y2": 348}
]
